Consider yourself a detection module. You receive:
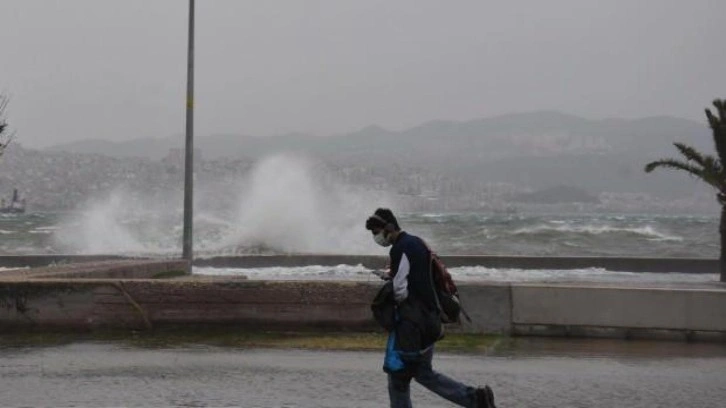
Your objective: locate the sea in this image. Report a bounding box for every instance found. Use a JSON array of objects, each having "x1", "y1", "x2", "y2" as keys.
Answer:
[{"x1": 0, "y1": 211, "x2": 719, "y2": 283}]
